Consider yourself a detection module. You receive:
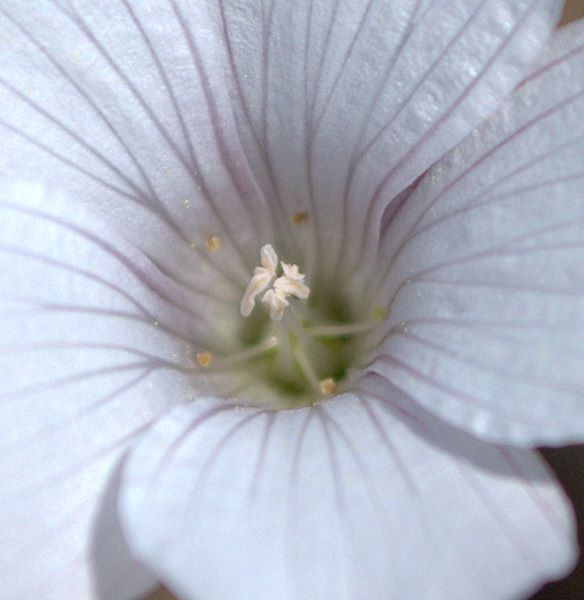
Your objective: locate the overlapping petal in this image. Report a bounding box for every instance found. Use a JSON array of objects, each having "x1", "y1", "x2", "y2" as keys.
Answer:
[
  {"x1": 120, "y1": 376, "x2": 575, "y2": 600},
  {"x1": 215, "y1": 0, "x2": 563, "y2": 276},
  {"x1": 0, "y1": 2, "x2": 580, "y2": 599},
  {"x1": 0, "y1": 181, "x2": 205, "y2": 599},
  {"x1": 373, "y1": 19, "x2": 584, "y2": 445}
]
